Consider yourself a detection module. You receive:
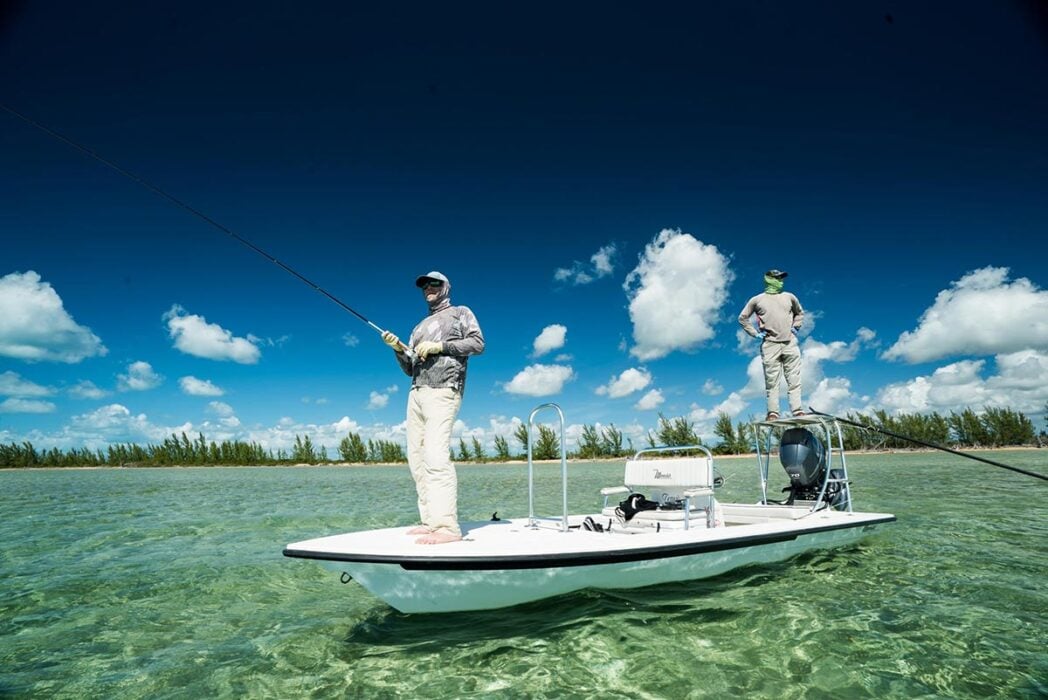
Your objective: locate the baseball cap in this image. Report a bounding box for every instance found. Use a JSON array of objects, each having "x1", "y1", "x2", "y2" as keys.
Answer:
[{"x1": 415, "y1": 271, "x2": 450, "y2": 288}]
